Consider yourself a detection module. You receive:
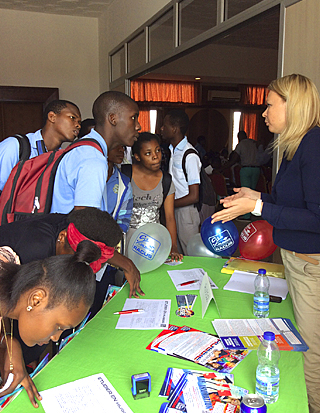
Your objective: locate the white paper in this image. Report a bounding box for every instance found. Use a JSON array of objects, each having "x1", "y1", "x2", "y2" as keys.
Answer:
[
  {"x1": 40, "y1": 373, "x2": 133, "y2": 413},
  {"x1": 200, "y1": 273, "x2": 221, "y2": 318},
  {"x1": 115, "y1": 298, "x2": 170, "y2": 329},
  {"x1": 167, "y1": 268, "x2": 218, "y2": 291},
  {"x1": 223, "y1": 270, "x2": 288, "y2": 300},
  {"x1": 164, "y1": 259, "x2": 183, "y2": 266}
]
